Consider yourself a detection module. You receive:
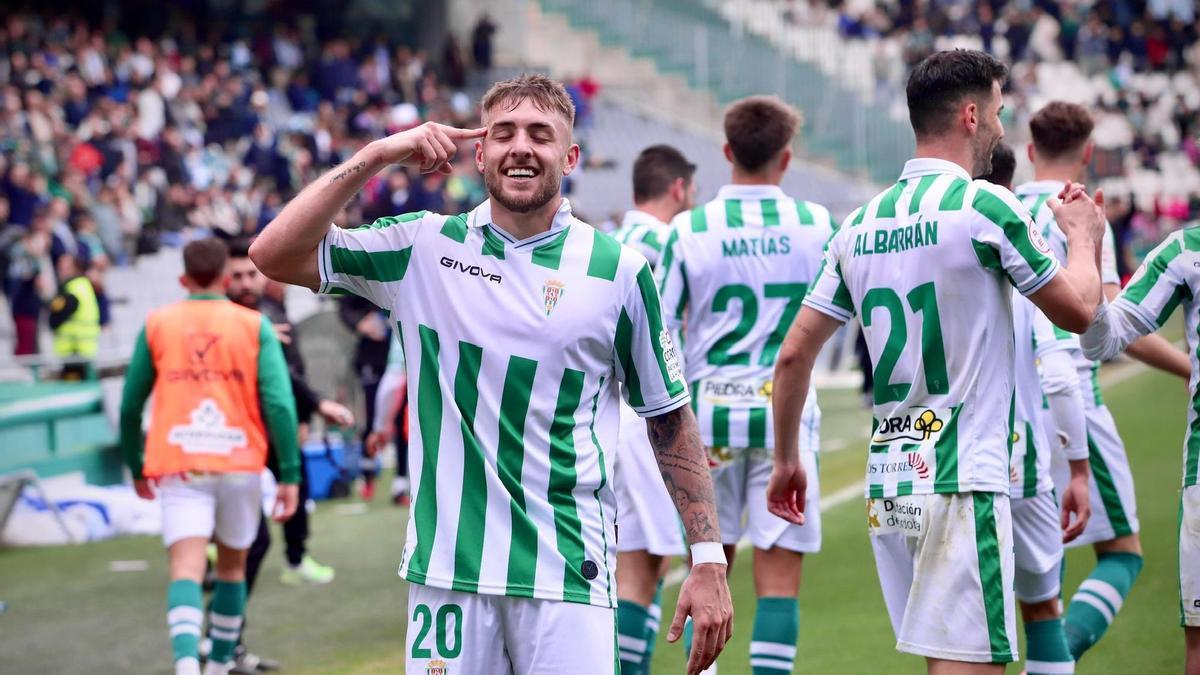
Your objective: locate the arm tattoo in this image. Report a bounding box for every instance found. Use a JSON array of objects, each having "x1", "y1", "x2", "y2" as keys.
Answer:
[
  {"x1": 647, "y1": 406, "x2": 720, "y2": 543},
  {"x1": 330, "y1": 161, "x2": 367, "y2": 183}
]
